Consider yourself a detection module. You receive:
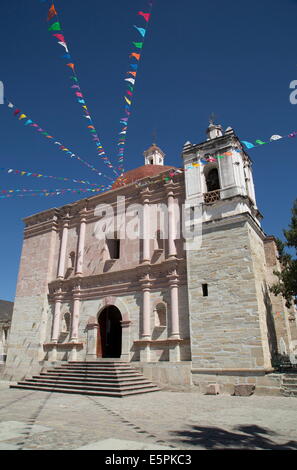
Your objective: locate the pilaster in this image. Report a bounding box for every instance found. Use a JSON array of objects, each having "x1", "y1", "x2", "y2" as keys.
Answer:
[{"x1": 57, "y1": 213, "x2": 70, "y2": 279}]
